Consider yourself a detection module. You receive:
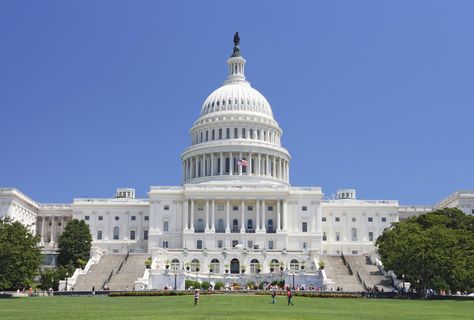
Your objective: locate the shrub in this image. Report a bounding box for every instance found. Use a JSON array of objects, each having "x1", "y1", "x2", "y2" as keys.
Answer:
[
  {"x1": 246, "y1": 281, "x2": 256, "y2": 289},
  {"x1": 201, "y1": 281, "x2": 210, "y2": 290},
  {"x1": 214, "y1": 282, "x2": 224, "y2": 290}
]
